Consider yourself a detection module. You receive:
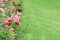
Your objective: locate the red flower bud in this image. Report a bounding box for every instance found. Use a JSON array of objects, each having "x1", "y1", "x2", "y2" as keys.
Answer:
[
  {"x1": 7, "y1": 20, "x2": 11, "y2": 25},
  {"x1": 17, "y1": 8, "x2": 22, "y2": 13}
]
